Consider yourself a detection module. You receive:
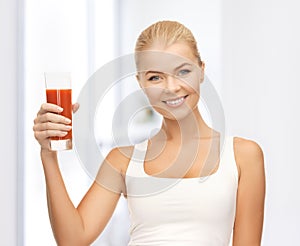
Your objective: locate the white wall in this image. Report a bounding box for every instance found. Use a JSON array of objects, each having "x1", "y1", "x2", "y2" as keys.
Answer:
[
  {"x1": 0, "y1": 0, "x2": 19, "y2": 245},
  {"x1": 222, "y1": 0, "x2": 300, "y2": 245}
]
